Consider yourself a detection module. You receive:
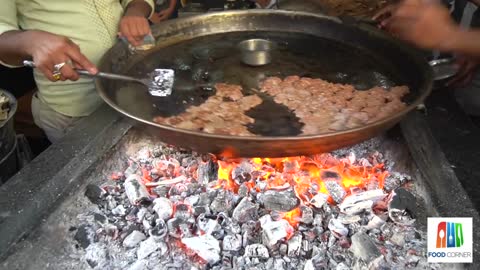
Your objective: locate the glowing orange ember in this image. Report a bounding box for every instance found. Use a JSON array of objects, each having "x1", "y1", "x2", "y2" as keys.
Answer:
[
  {"x1": 282, "y1": 208, "x2": 302, "y2": 227},
  {"x1": 214, "y1": 154, "x2": 389, "y2": 207}
]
